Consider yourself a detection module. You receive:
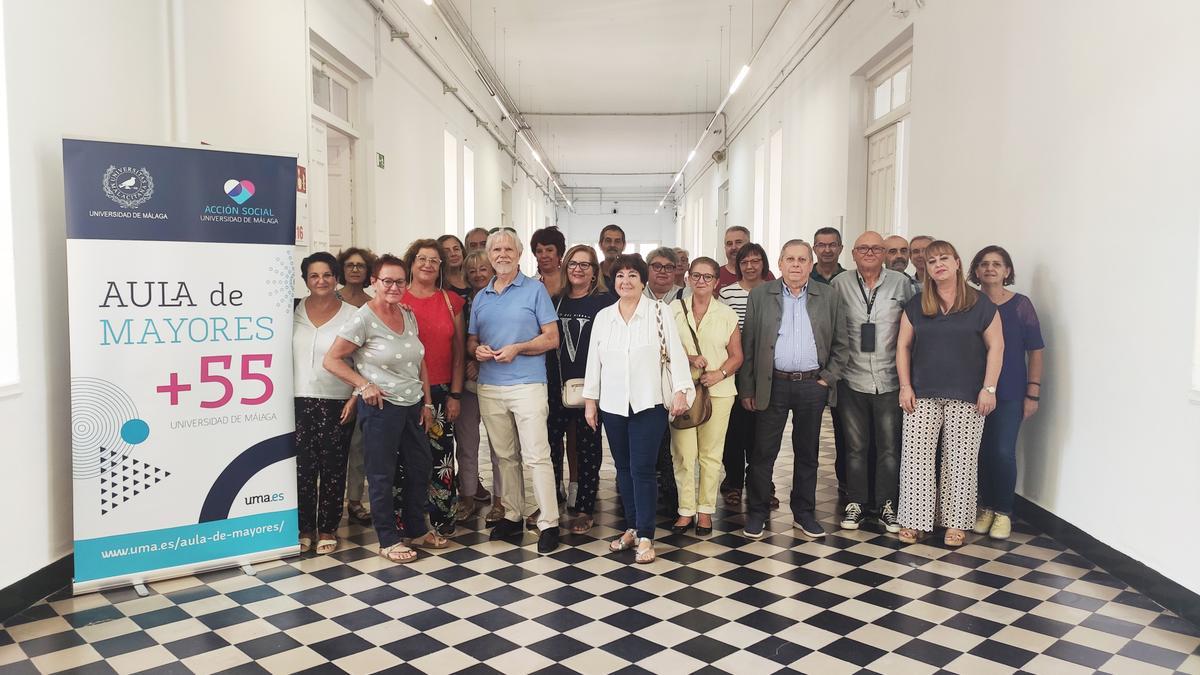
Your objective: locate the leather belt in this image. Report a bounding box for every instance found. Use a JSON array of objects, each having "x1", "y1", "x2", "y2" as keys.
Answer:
[{"x1": 773, "y1": 369, "x2": 821, "y2": 381}]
